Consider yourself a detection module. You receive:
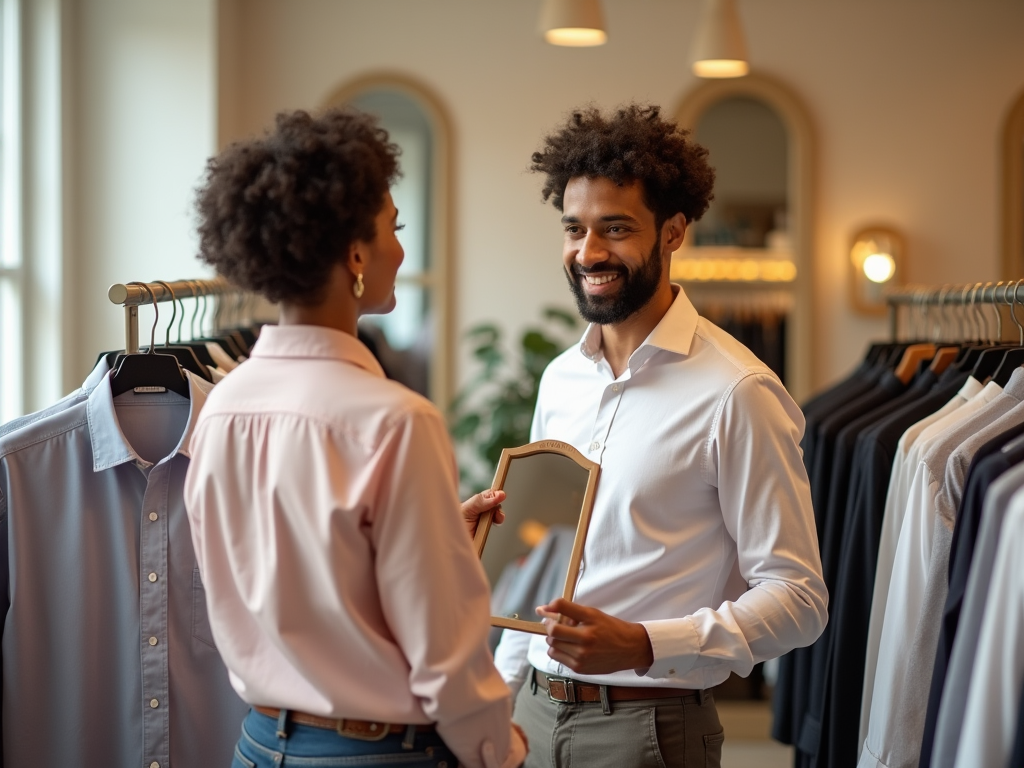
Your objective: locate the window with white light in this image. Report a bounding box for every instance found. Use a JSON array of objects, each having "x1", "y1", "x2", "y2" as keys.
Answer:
[{"x1": 0, "y1": 0, "x2": 22, "y2": 423}]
